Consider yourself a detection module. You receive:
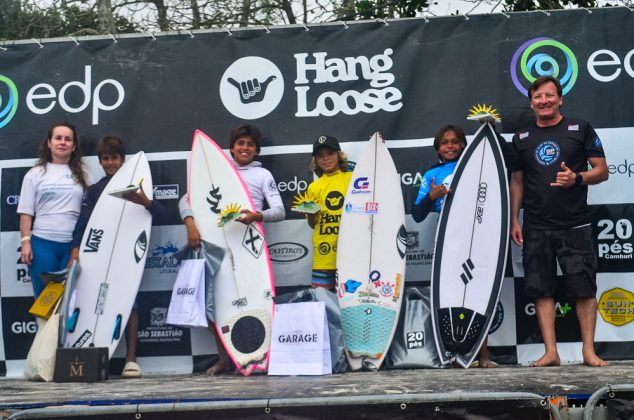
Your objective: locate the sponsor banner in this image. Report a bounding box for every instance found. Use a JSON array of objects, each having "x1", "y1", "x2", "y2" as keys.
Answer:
[
  {"x1": 147, "y1": 160, "x2": 187, "y2": 226},
  {"x1": 259, "y1": 153, "x2": 312, "y2": 221},
  {"x1": 0, "y1": 232, "x2": 32, "y2": 297},
  {"x1": 141, "y1": 225, "x2": 186, "y2": 292},
  {"x1": 1, "y1": 296, "x2": 36, "y2": 360},
  {"x1": 595, "y1": 273, "x2": 634, "y2": 342},
  {"x1": 403, "y1": 215, "x2": 436, "y2": 282},
  {"x1": 263, "y1": 219, "x2": 313, "y2": 287},
  {"x1": 590, "y1": 128, "x2": 634, "y2": 206},
  {"x1": 0, "y1": 9, "x2": 631, "y2": 157},
  {"x1": 1, "y1": 167, "x2": 29, "y2": 232},
  {"x1": 488, "y1": 277, "x2": 517, "y2": 348},
  {"x1": 591, "y1": 204, "x2": 634, "y2": 272},
  {"x1": 136, "y1": 291, "x2": 192, "y2": 357},
  {"x1": 514, "y1": 277, "x2": 582, "y2": 345}
]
